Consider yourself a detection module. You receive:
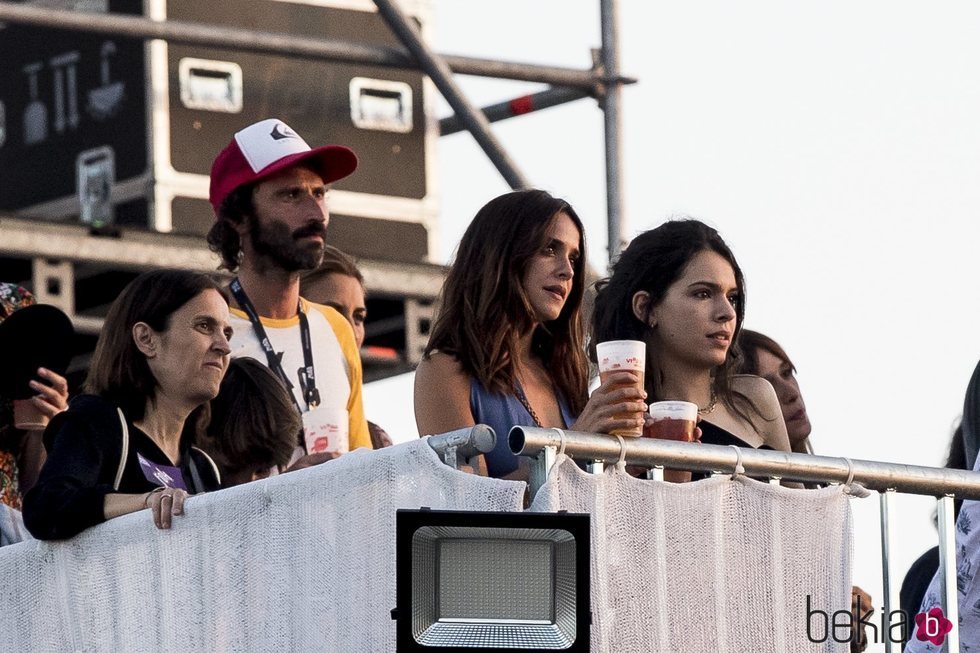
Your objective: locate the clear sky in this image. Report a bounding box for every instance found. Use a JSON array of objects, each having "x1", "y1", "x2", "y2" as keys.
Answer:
[{"x1": 365, "y1": 1, "x2": 980, "y2": 639}]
